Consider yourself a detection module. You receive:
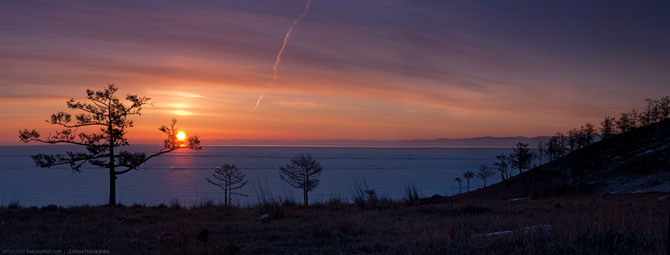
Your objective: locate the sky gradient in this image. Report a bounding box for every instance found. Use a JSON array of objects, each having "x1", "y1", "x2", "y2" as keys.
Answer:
[{"x1": 1, "y1": 0, "x2": 669, "y2": 144}]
